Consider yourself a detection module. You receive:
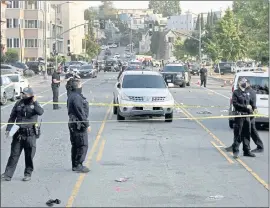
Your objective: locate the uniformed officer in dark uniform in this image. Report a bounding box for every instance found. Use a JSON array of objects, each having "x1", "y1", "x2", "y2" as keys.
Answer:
[
  {"x1": 199, "y1": 64, "x2": 208, "y2": 87},
  {"x1": 67, "y1": 79, "x2": 90, "y2": 173},
  {"x1": 225, "y1": 80, "x2": 264, "y2": 153},
  {"x1": 51, "y1": 68, "x2": 62, "y2": 110},
  {"x1": 230, "y1": 78, "x2": 255, "y2": 158},
  {"x1": 1, "y1": 87, "x2": 44, "y2": 181}
]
